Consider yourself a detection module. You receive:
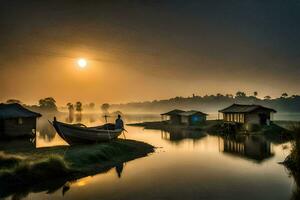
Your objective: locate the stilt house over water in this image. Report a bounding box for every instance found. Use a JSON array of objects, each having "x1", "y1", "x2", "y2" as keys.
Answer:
[
  {"x1": 161, "y1": 109, "x2": 208, "y2": 125},
  {"x1": 0, "y1": 103, "x2": 42, "y2": 138},
  {"x1": 218, "y1": 104, "x2": 276, "y2": 127}
]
